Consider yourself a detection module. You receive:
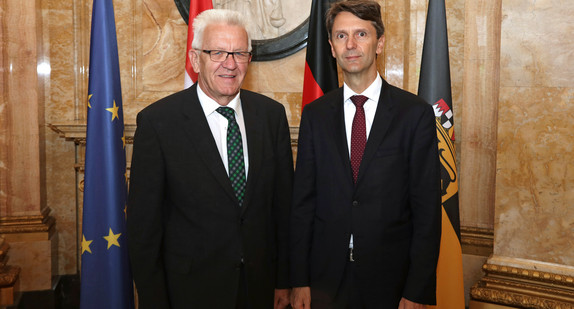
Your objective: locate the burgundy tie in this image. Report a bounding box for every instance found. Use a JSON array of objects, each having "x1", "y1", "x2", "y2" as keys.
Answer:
[{"x1": 350, "y1": 95, "x2": 368, "y2": 183}]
